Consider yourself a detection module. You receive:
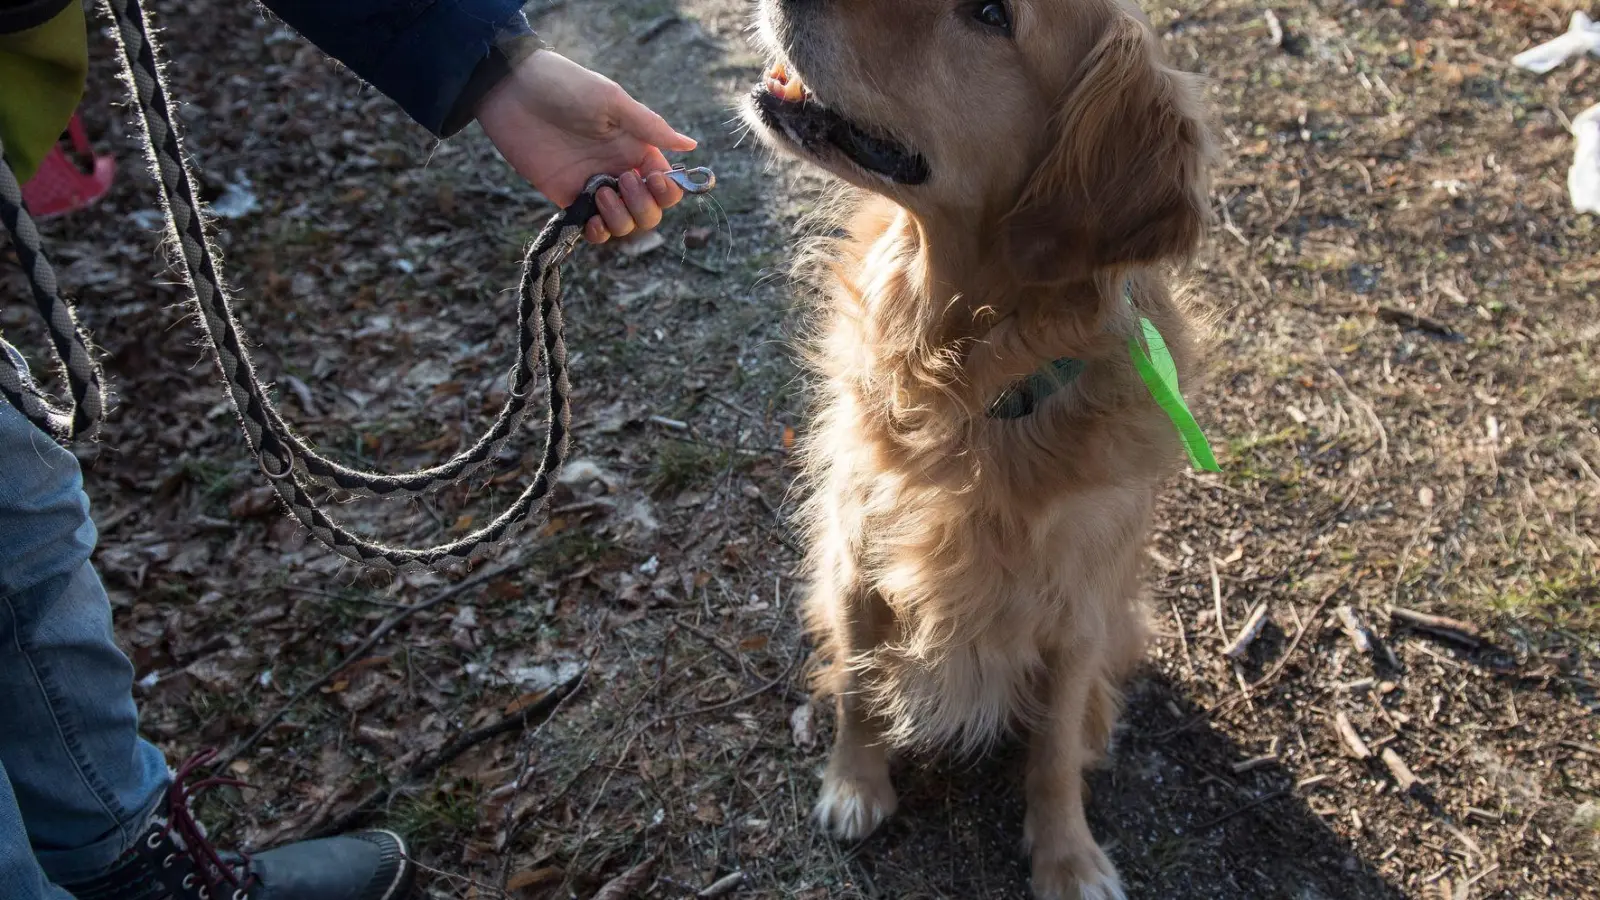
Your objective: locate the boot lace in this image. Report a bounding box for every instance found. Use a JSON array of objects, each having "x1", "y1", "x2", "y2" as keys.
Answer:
[{"x1": 145, "y1": 748, "x2": 259, "y2": 900}]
